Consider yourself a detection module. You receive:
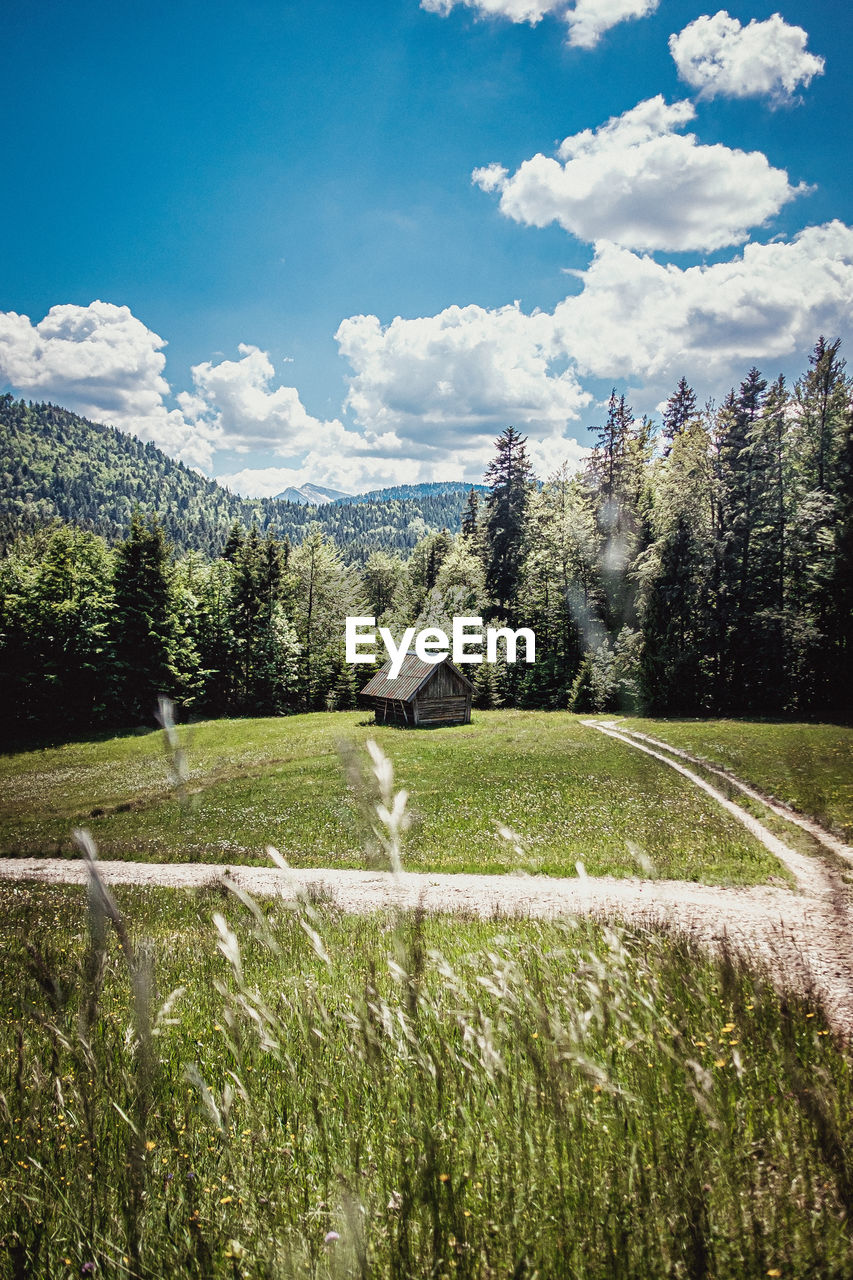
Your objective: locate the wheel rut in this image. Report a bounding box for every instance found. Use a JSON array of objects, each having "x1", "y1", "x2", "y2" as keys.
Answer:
[{"x1": 2, "y1": 721, "x2": 852, "y2": 1036}]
